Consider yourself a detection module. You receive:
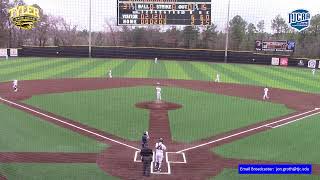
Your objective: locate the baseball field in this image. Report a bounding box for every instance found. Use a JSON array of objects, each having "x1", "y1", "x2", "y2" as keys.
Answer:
[{"x1": 0, "y1": 57, "x2": 320, "y2": 179}]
